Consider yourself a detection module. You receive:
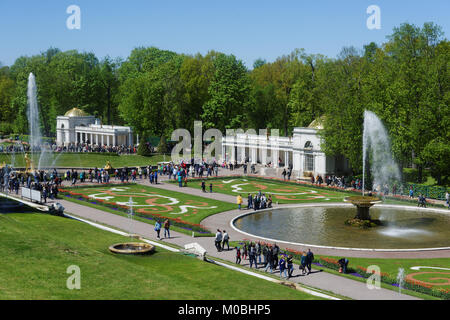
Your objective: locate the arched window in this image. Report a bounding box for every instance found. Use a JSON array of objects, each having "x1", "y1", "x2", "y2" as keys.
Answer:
[
  {"x1": 304, "y1": 141, "x2": 313, "y2": 149},
  {"x1": 61, "y1": 123, "x2": 65, "y2": 129}
]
